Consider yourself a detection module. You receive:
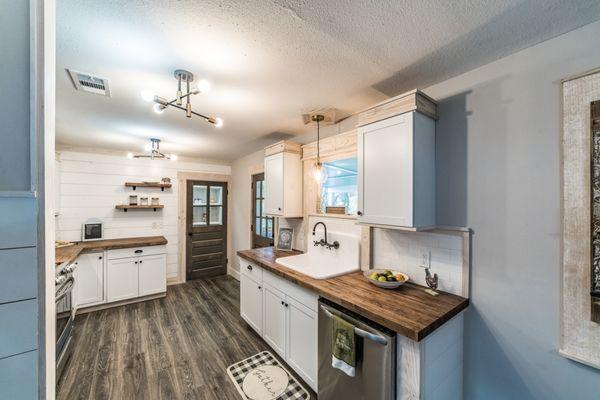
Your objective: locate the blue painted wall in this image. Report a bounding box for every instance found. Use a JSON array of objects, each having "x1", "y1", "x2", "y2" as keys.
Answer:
[{"x1": 428, "y1": 20, "x2": 600, "y2": 400}]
